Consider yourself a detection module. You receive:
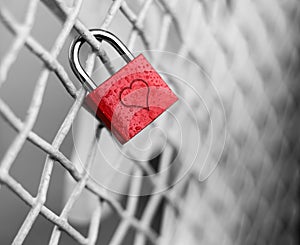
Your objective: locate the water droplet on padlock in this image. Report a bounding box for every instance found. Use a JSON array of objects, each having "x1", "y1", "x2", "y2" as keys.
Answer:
[{"x1": 70, "y1": 29, "x2": 178, "y2": 144}]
